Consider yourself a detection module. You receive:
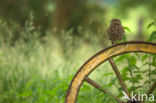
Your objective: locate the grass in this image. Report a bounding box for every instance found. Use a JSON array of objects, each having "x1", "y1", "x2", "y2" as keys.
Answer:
[
  {"x1": 0, "y1": 37, "x2": 155, "y2": 103},
  {"x1": 0, "y1": 32, "x2": 113, "y2": 103},
  {"x1": 0, "y1": 18, "x2": 155, "y2": 103}
]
